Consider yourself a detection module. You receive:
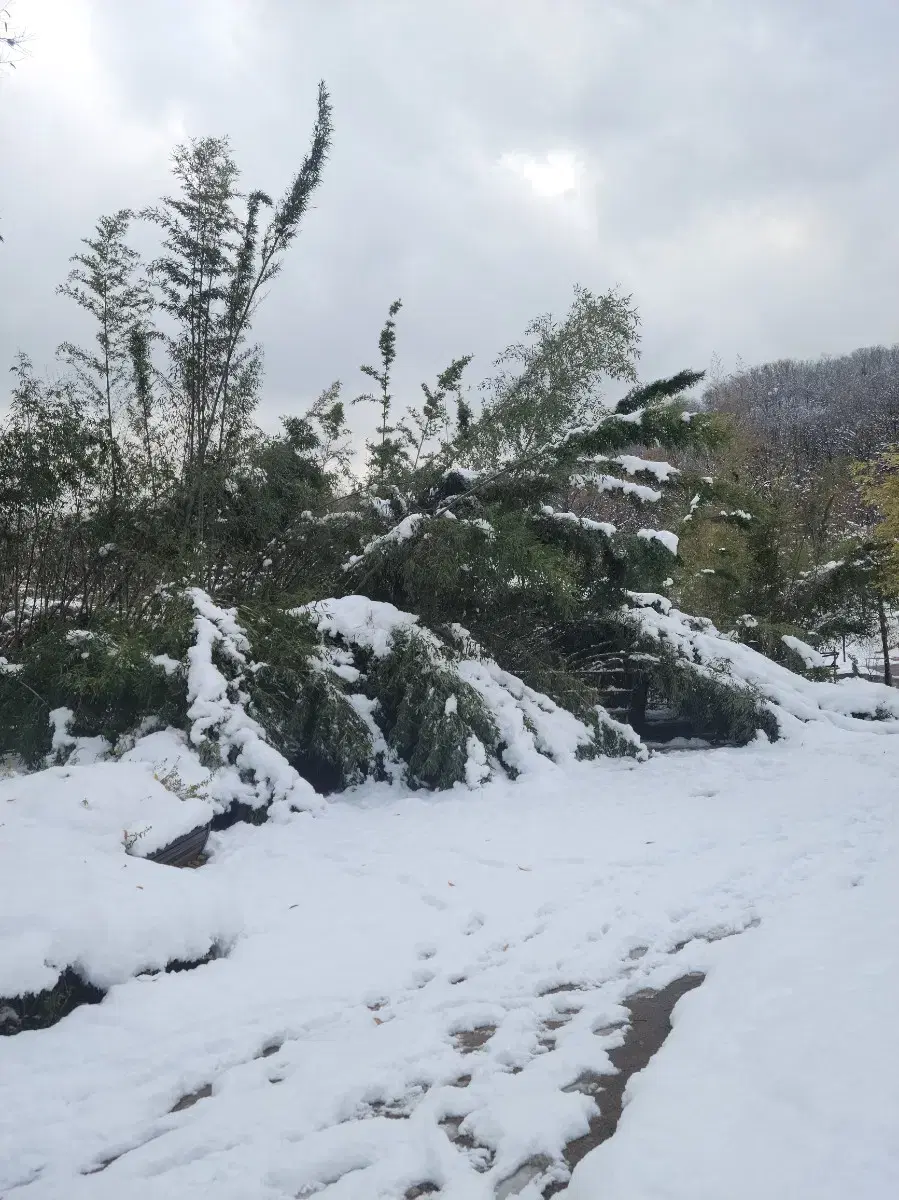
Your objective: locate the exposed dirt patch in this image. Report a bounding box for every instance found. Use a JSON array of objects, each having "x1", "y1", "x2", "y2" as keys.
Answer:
[
  {"x1": 544, "y1": 972, "x2": 705, "y2": 1196},
  {"x1": 170, "y1": 1082, "x2": 213, "y2": 1113},
  {"x1": 561, "y1": 1071, "x2": 604, "y2": 1097},
  {"x1": 538, "y1": 982, "x2": 587, "y2": 998},
  {"x1": 453, "y1": 1025, "x2": 495, "y2": 1053},
  {"x1": 405, "y1": 1185, "x2": 439, "y2": 1198},
  {"x1": 544, "y1": 1016, "x2": 571, "y2": 1032}
]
